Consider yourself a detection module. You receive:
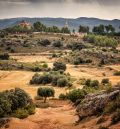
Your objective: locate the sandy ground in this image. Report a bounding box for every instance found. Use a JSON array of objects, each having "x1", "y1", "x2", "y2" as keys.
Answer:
[
  {"x1": 0, "y1": 55, "x2": 119, "y2": 99},
  {"x1": 0, "y1": 54, "x2": 120, "y2": 129},
  {"x1": 2, "y1": 100, "x2": 78, "y2": 129},
  {"x1": 1, "y1": 100, "x2": 120, "y2": 129}
]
